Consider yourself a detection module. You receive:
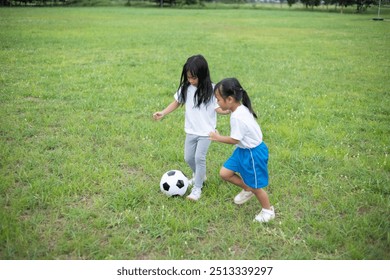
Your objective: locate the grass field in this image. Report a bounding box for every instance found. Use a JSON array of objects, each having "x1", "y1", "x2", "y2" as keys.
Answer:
[{"x1": 0, "y1": 6, "x2": 389, "y2": 260}]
